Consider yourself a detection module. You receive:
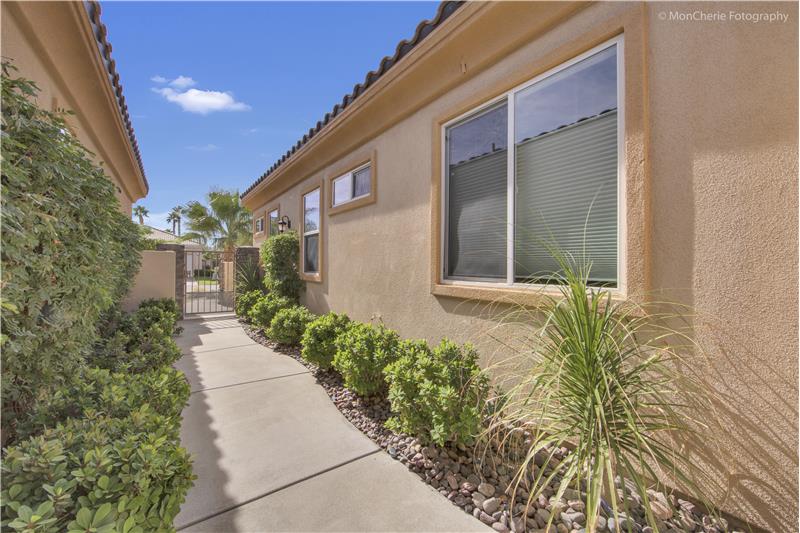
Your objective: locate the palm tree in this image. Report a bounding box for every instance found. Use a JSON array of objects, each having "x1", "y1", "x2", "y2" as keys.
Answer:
[
  {"x1": 167, "y1": 205, "x2": 184, "y2": 235},
  {"x1": 182, "y1": 189, "x2": 251, "y2": 259},
  {"x1": 132, "y1": 205, "x2": 149, "y2": 225}
]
